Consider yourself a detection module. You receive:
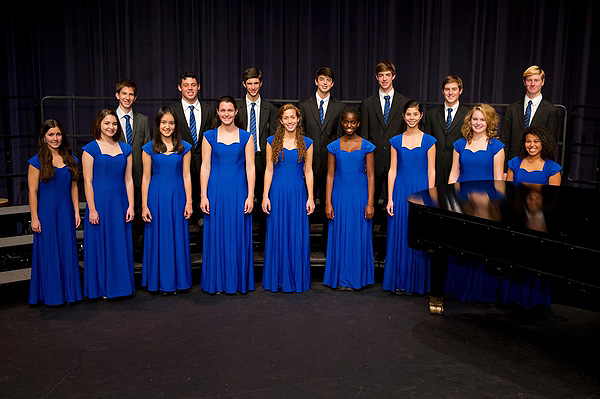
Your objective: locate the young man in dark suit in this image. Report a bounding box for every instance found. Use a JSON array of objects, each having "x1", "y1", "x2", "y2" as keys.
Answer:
[
  {"x1": 170, "y1": 72, "x2": 216, "y2": 221},
  {"x1": 115, "y1": 79, "x2": 150, "y2": 262},
  {"x1": 298, "y1": 67, "x2": 345, "y2": 250},
  {"x1": 361, "y1": 60, "x2": 409, "y2": 203},
  {"x1": 502, "y1": 65, "x2": 560, "y2": 166},
  {"x1": 423, "y1": 75, "x2": 469, "y2": 187},
  {"x1": 236, "y1": 68, "x2": 278, "y2": 250}
]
